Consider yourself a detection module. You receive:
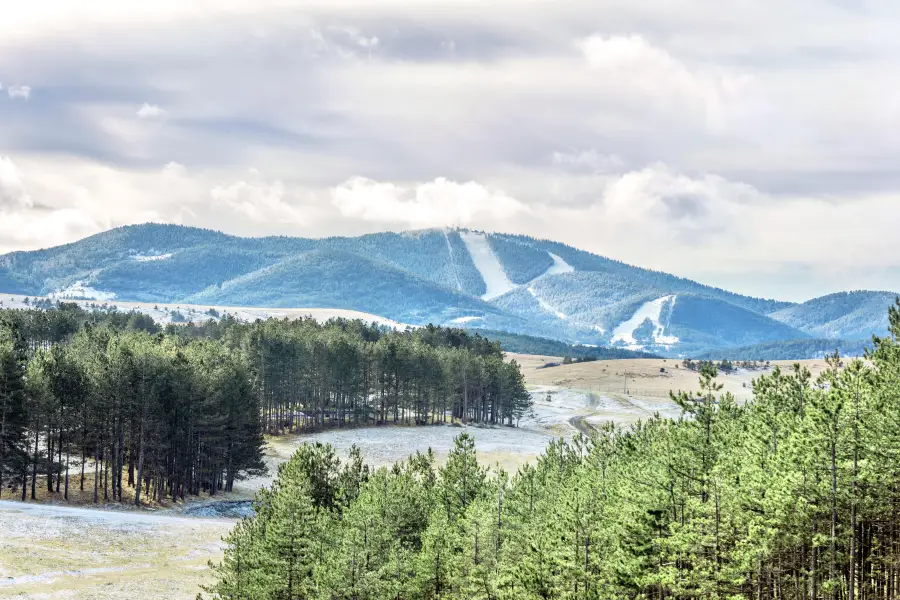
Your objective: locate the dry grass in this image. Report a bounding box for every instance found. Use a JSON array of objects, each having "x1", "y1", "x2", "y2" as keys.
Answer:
[
  {"x1": 508, "y1": 354, "x2": 834, "y2": 401},
  {"x1": 0, "y1": 501, "x2": 231, "y2": 600}
]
